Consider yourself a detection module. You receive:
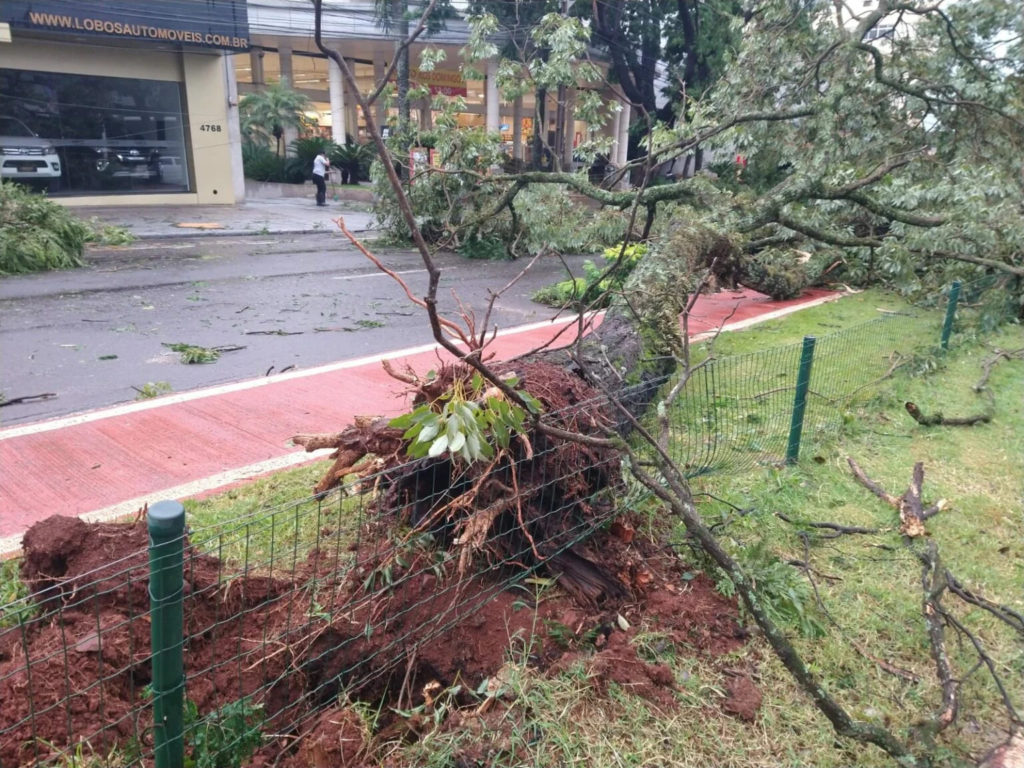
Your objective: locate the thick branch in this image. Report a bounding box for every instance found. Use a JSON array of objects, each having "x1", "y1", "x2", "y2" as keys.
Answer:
[
  {"x1": 915, "y1": 540, "x2": 959, "y2": 742},
  {"x1": 904, "y1": 401, "x2": 992, "y2": 427},
  {"x1": 775, "y1": 214, "x2": 883, "y2": 247},
  {"x1": 911, "y1": 249, "x2": 1024, "y2": 278},
  {"x1": 775, "y1": 512, "x2": 880, "y2": 537},
  {"x1": 487, "y1": 170, "x2": 698, "y2": 208},
  {"x1": 847, "y1": 457, "x2": 901, "y2": 508},
  {"x1": 840, "y1": 190, "x2": 946, "y2": 228}
]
